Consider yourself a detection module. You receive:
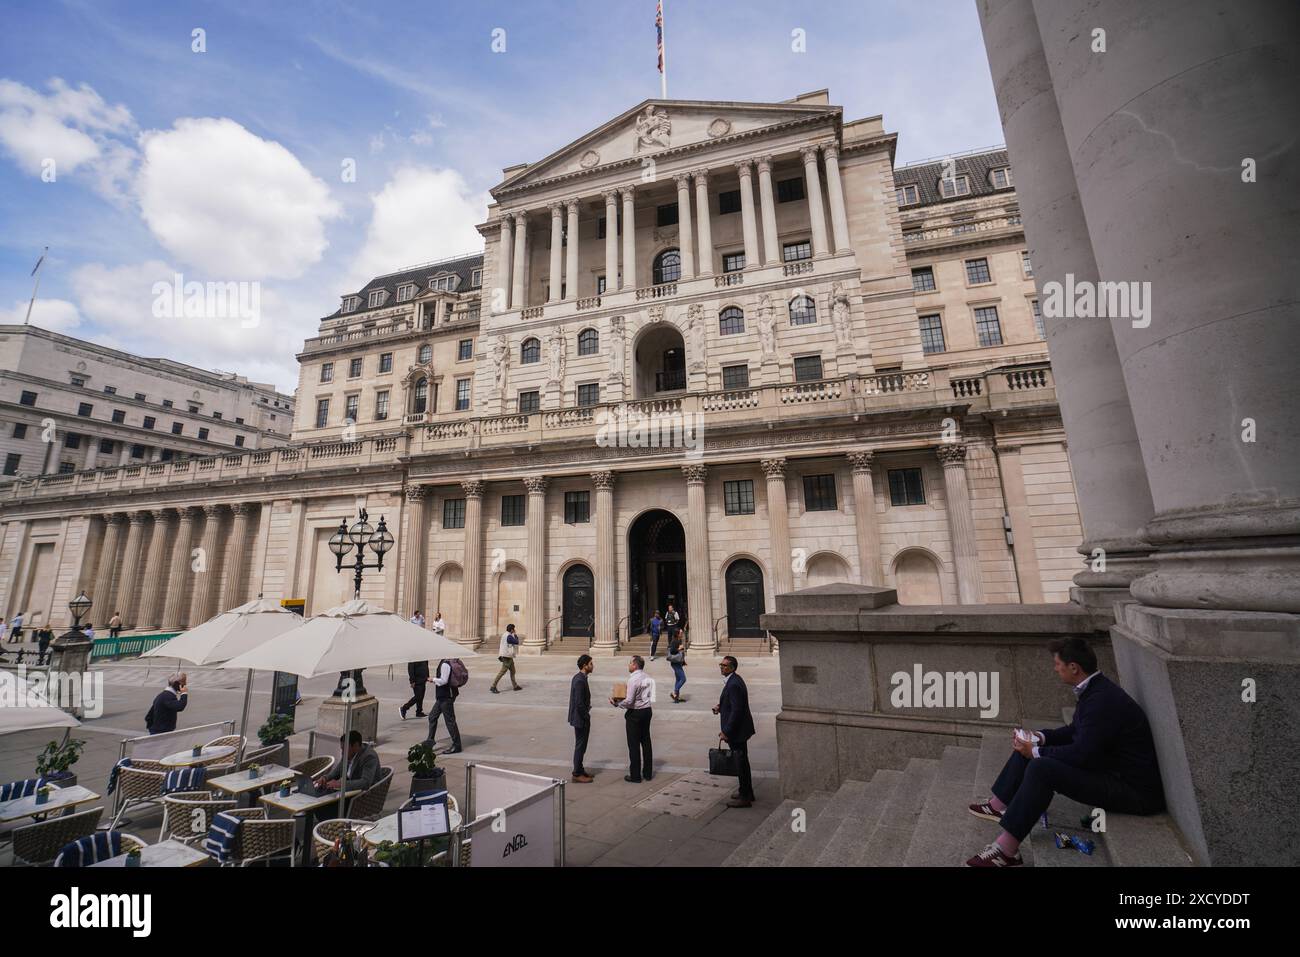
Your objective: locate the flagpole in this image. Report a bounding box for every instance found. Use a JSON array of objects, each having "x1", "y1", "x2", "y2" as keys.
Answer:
[
  {"x1": 24, "y1": 247, "x2": 48, "y2": 326},
  {"x1": 660, "y1": 0, "x2": 668, "y2": 99}
]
